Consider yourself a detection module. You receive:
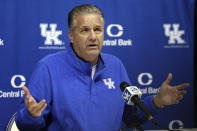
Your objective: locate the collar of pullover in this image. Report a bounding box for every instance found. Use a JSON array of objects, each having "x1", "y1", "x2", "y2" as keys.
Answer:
[{"x1": 66, "y1": 43, "x2": 105, "y2": 76}]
